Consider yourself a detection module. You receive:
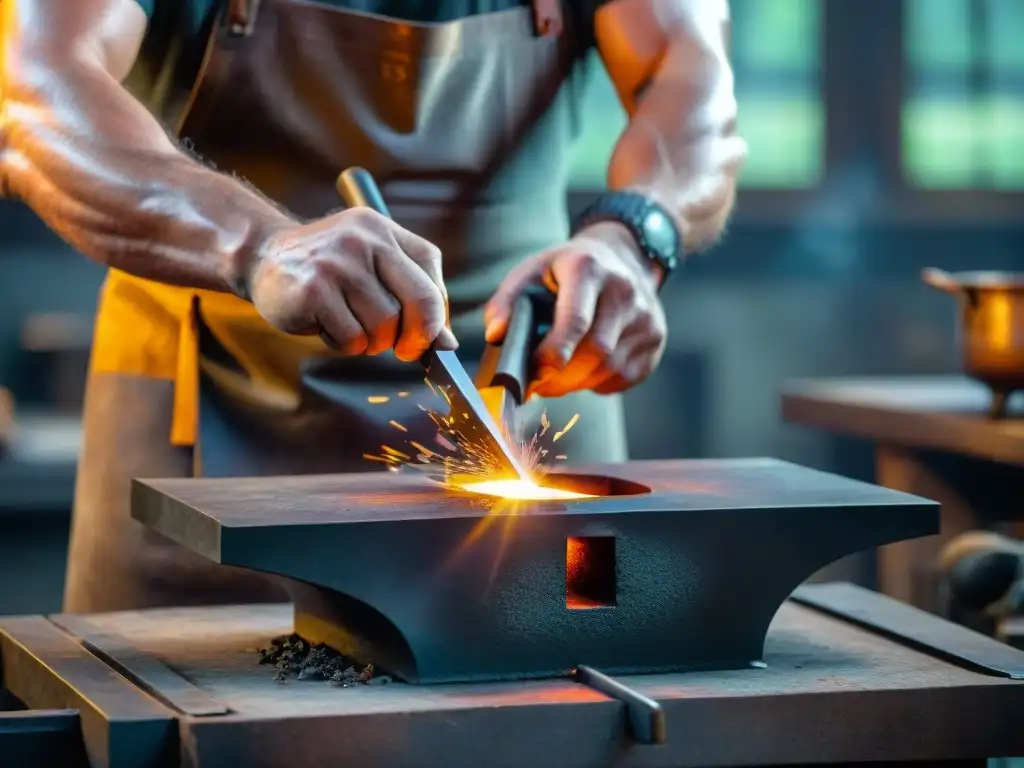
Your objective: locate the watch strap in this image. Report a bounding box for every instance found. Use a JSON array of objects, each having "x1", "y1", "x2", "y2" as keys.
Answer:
[{"x1": 572, "y1": 191, "x2": 682, "y2": 281}]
